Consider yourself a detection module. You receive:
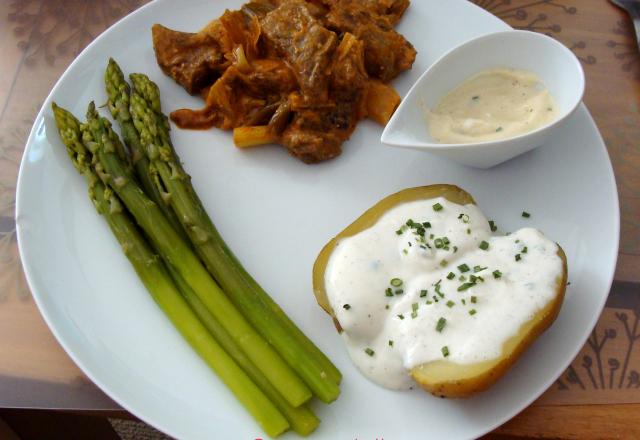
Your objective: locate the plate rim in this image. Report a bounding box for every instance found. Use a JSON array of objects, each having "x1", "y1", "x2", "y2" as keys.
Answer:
[{"x1": 14, "y1": 0, "x2": 621, "y2": 438}]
